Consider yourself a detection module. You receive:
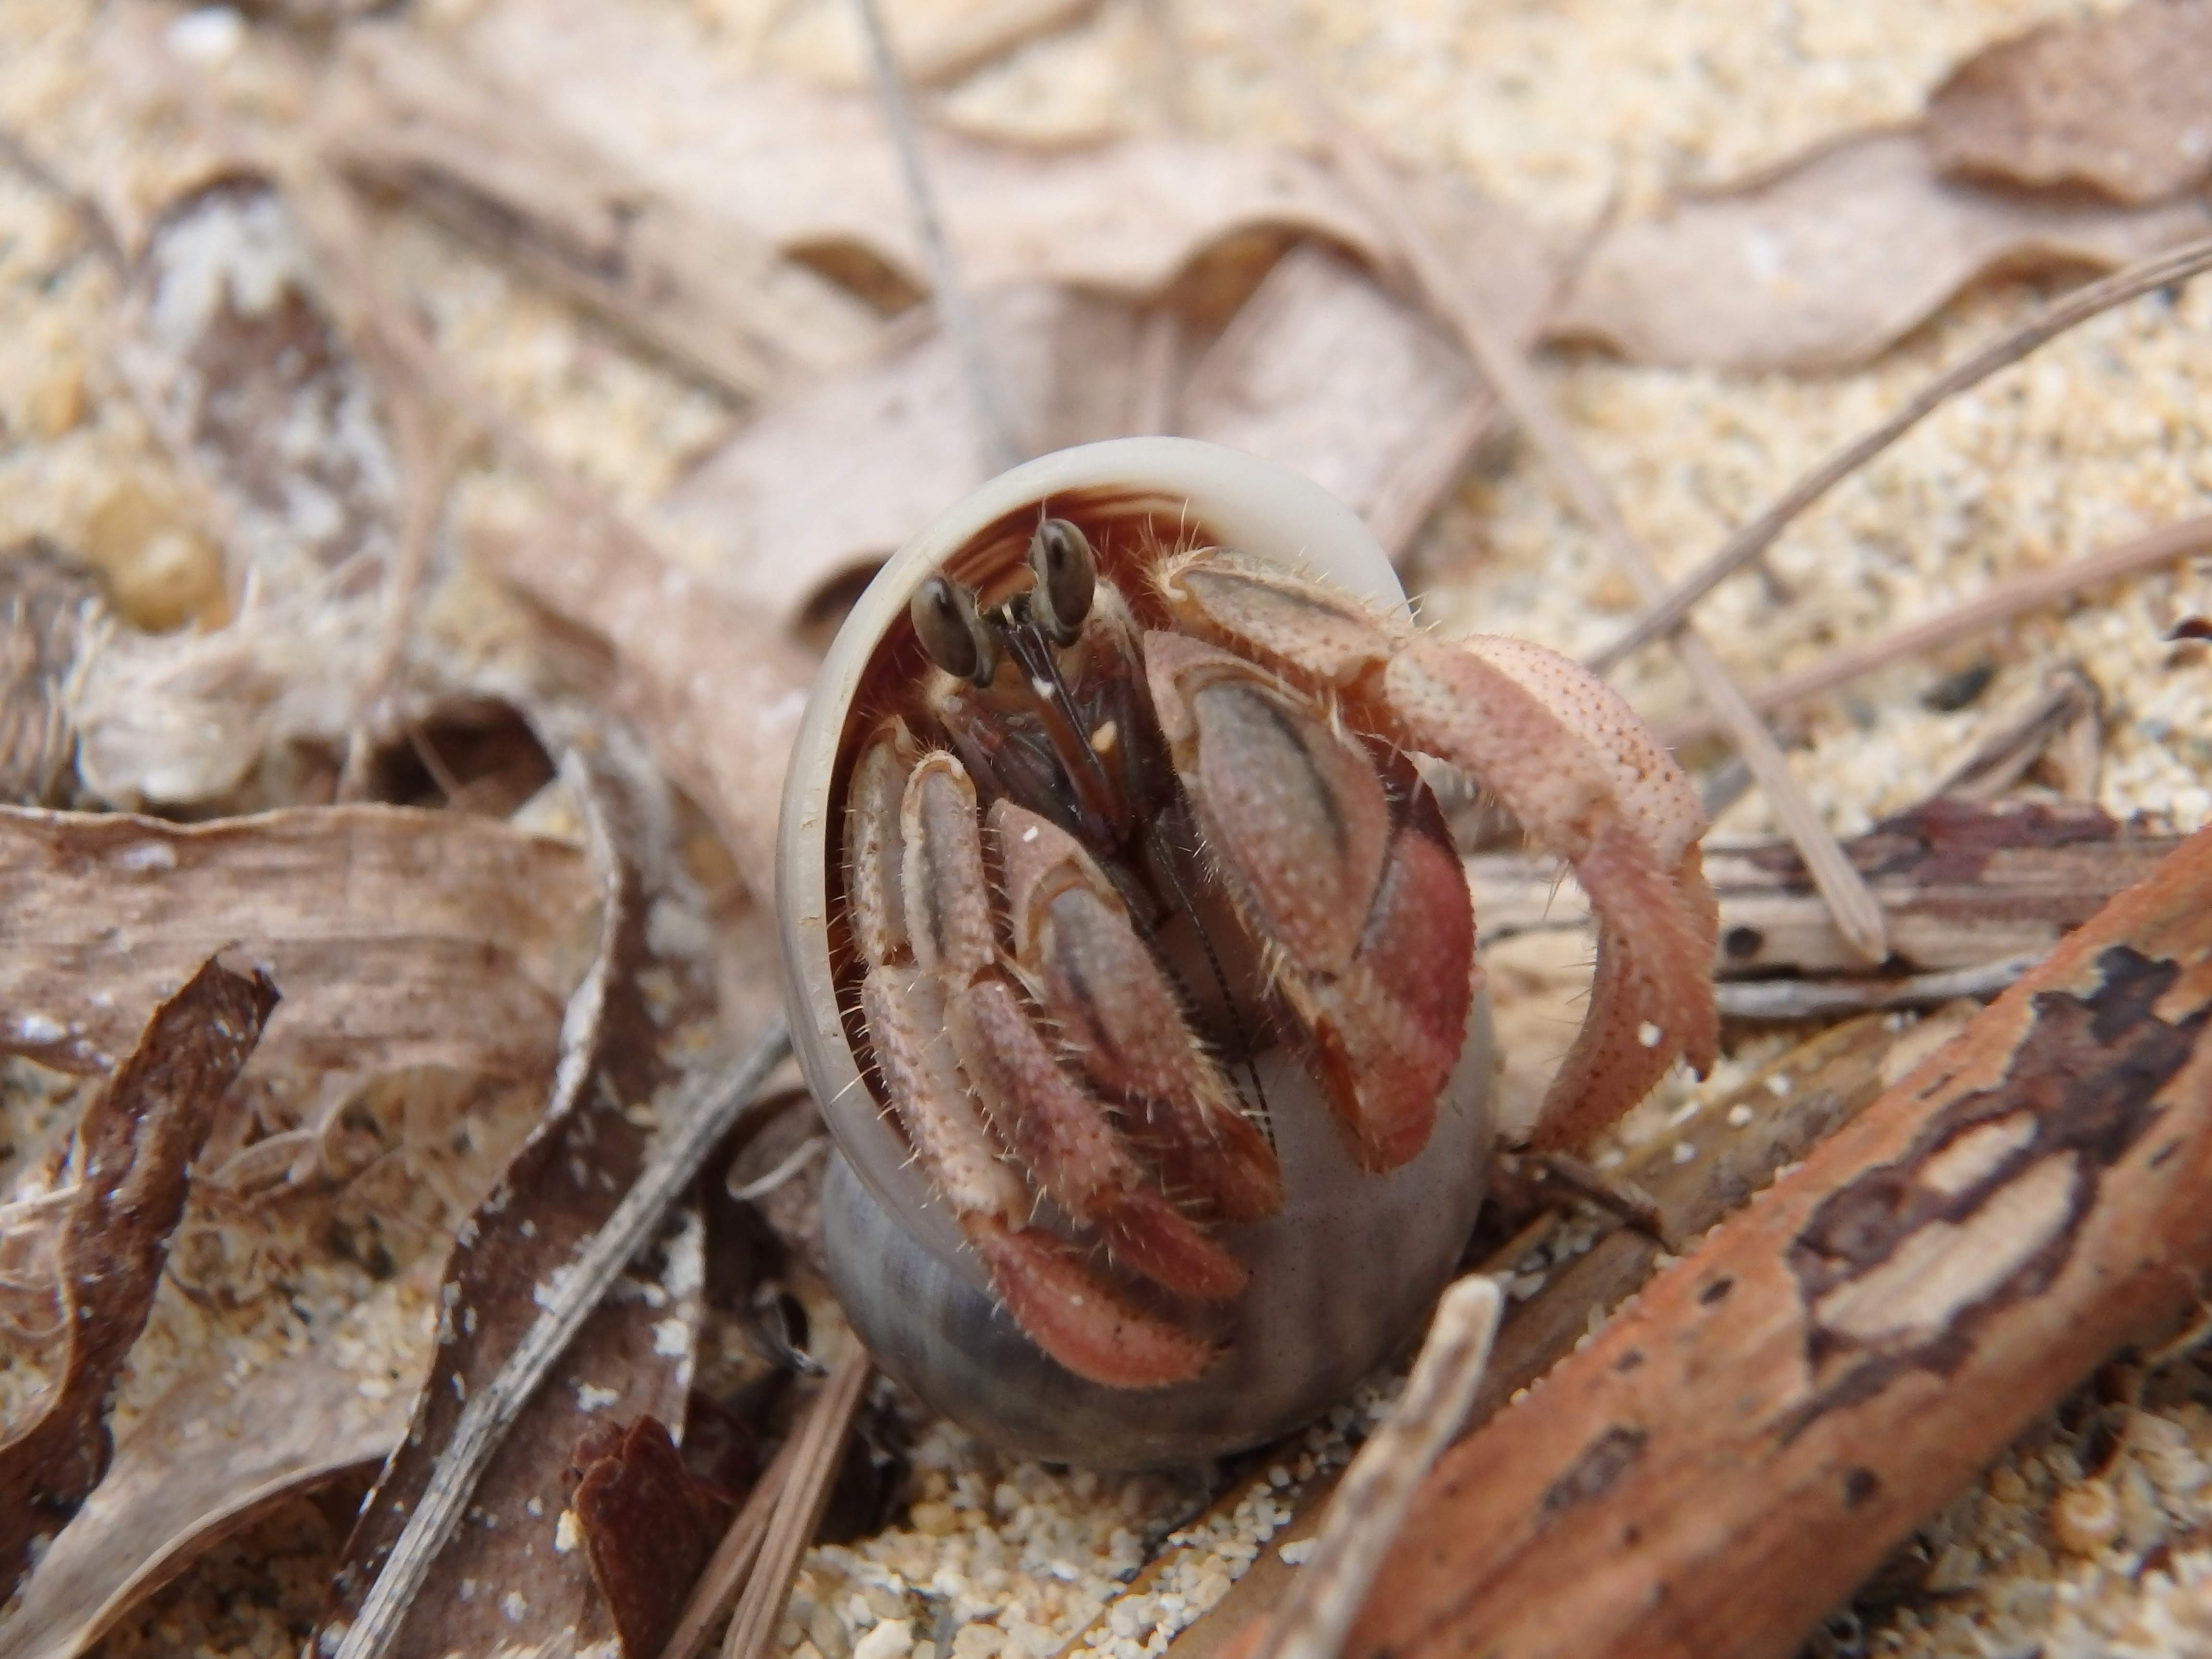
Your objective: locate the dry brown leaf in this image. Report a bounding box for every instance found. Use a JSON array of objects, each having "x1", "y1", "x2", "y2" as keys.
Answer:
[
  {"x1": 473, "y1": 511, "x2": 815, "y2": 897},
  {"x1": 451, "y1": 0, "x2": 1384, "y2": 301},
  {"x1": 573, "y1": 1415, "x2": 732, "y2": 1659},
  {"x1": 0, "y1": 1273, "x2": 423, "y2": 1659},
  {"x1": 665, "y1": 284, "x2": 1148, "y2": 629},
  {"x1": 1546, "y1": 129, "x2": 2212, "y2": 370},
  {"x1": 0, "y1": 805, "x2": 593, "y2": 1081},
  {"x1": 1177, "y1": 239, "x2": 1525, "y2": 560},
  {"x1": 0, "y1": 957, "x2": 279, "y2": 1599},
  {"x1": 321, "y1": 767, "x2": 712, "y2": 1658},
  {"x1": 1926, "y1": 0, "x2": 2212, "y2": 204},
  {"x1": 323, "y1": 29, "x2": 884, "y2": 398}
]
